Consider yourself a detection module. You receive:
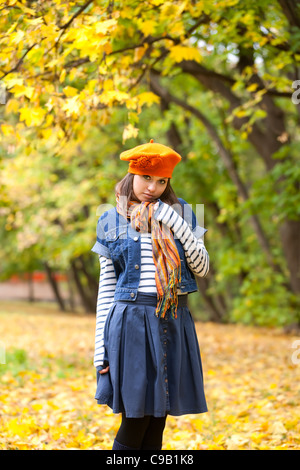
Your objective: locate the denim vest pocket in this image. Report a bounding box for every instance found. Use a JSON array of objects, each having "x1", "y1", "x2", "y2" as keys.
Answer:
[
  {"x1": 106, "y1": 225, "x2": 128, "y2": 274},
  {"x1": 106, "y1": 226, "x2": 127, "y2": 241}
]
